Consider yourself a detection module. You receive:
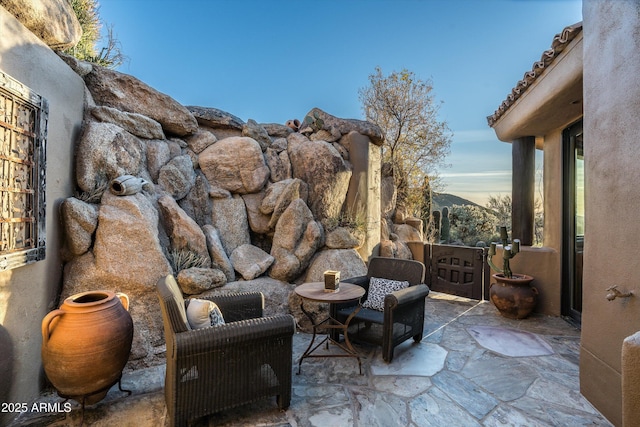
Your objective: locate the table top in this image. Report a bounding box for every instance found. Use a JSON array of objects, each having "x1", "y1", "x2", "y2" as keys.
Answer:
[{"x1": 294, "y1": 282, "x2": 365, "y2": 303}]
